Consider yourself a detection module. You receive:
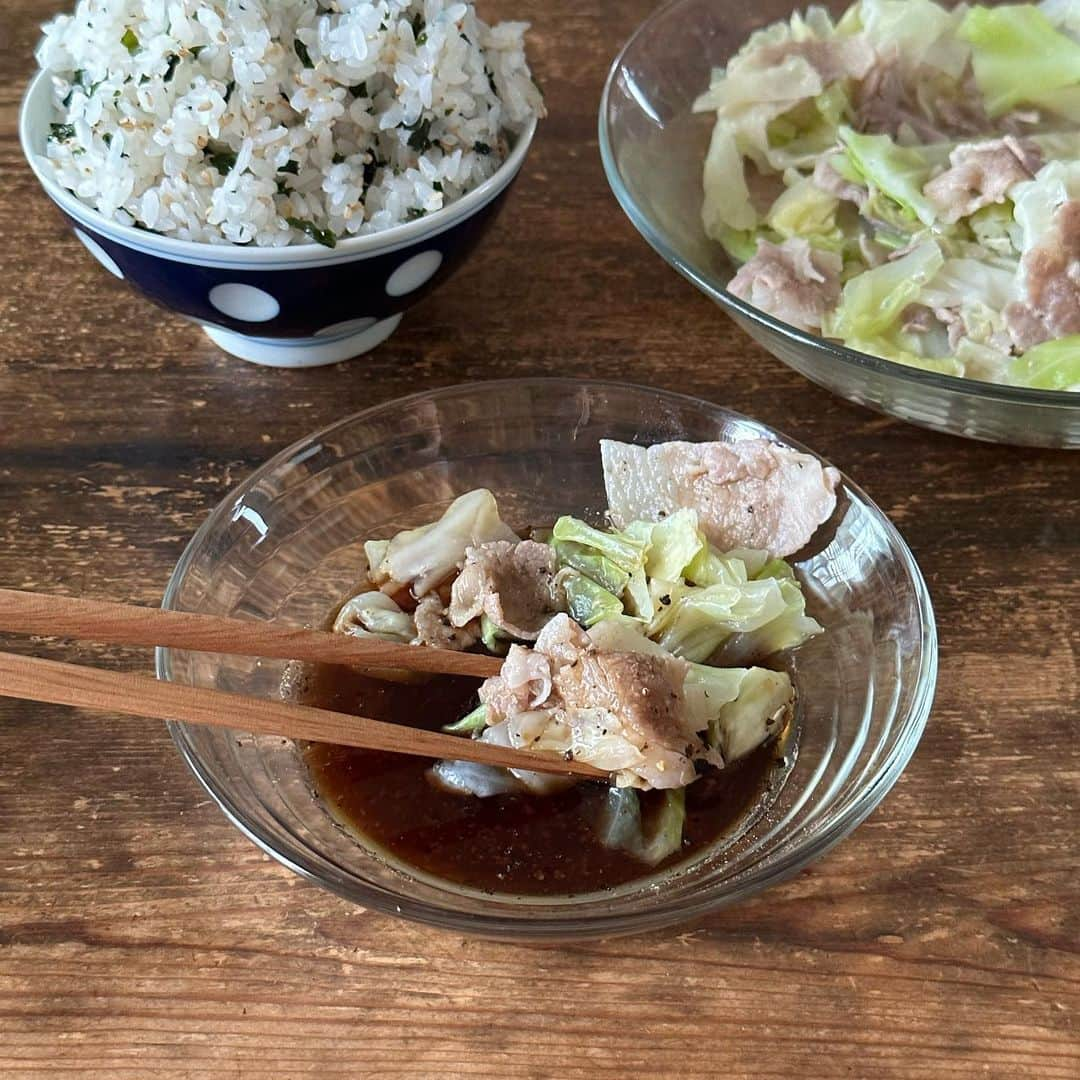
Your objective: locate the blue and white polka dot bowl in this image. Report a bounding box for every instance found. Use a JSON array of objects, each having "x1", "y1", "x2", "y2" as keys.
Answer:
[{"x1": 20, "y1": 70, "x2": 537, "y2": 368}]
